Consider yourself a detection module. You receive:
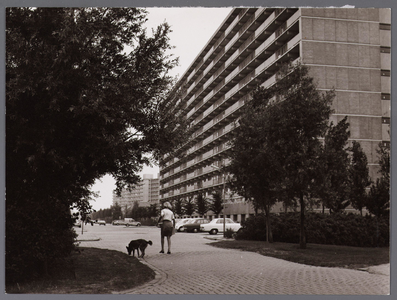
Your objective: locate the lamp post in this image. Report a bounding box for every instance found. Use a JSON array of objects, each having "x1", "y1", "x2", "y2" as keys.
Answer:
[{"x1": 211, "y1": 164, "x2": 226, "y2": 237}]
